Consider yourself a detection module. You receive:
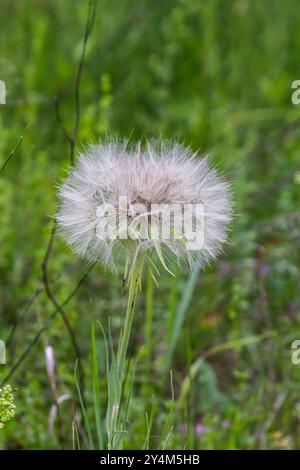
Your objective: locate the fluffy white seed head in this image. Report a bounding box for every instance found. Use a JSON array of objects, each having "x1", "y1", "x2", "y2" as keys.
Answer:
[{"x1": 56, "y1": 140, "x2": 232, "y2": 273}]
